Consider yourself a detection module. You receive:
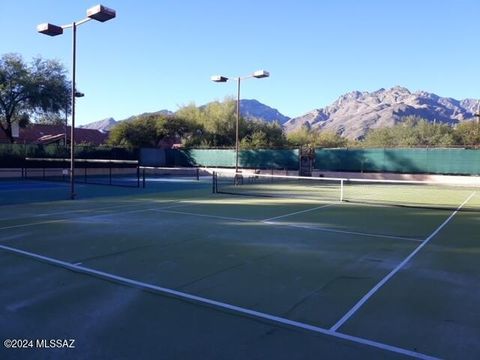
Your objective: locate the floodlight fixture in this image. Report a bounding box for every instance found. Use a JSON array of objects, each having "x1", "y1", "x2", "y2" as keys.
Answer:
[
  {"x1": 211, "y1": 75, "x2": 229, "y2": 83},
  {"x1": 252, "y1": 70, "x2": 270, "y2": 79},
  {"x1": 87, "y1": 5, "x2": 116, "y2": 22},
  {"x1": 37, "y1": 23, "x2": 63, "y2": 36}
]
